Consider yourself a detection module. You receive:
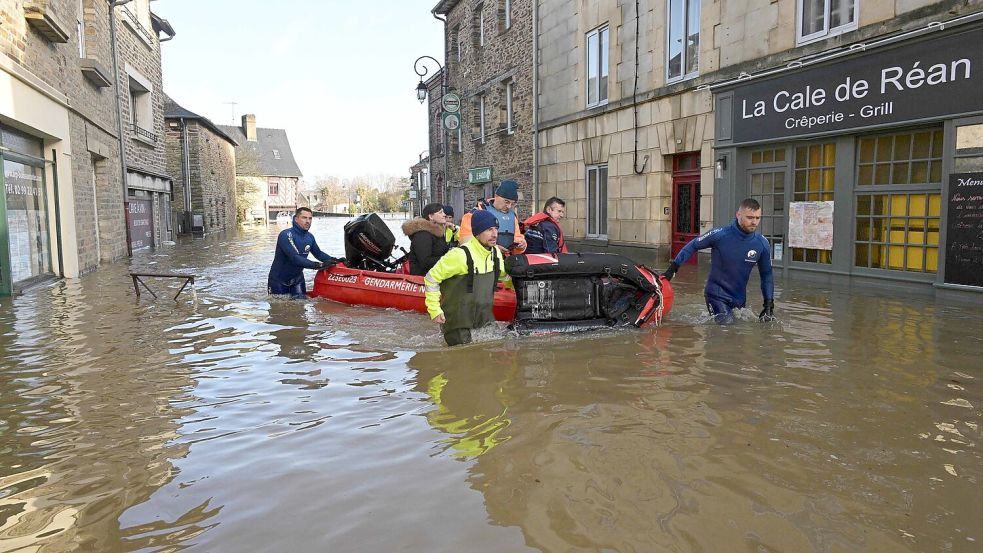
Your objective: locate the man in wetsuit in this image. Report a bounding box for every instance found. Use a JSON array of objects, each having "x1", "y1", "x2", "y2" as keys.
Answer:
[
  {"x1": 663, "y1": 198, "x2": 775, "y2": 323},
  {"x1": 267, "y1": 207, "x2": 342, "y2": 298},
  {"x1": 425, "y1": 210, "x2": 512, "y2": 346}
]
